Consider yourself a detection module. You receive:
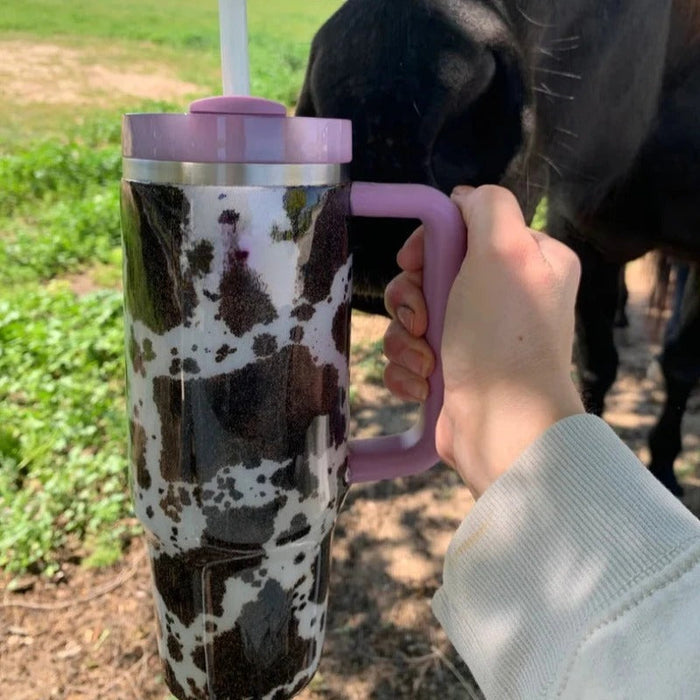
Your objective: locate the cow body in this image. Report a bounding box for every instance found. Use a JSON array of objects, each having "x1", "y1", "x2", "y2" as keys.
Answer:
[{"x1": 298, "y1": 0, "x2": 700, "y2": 495}]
